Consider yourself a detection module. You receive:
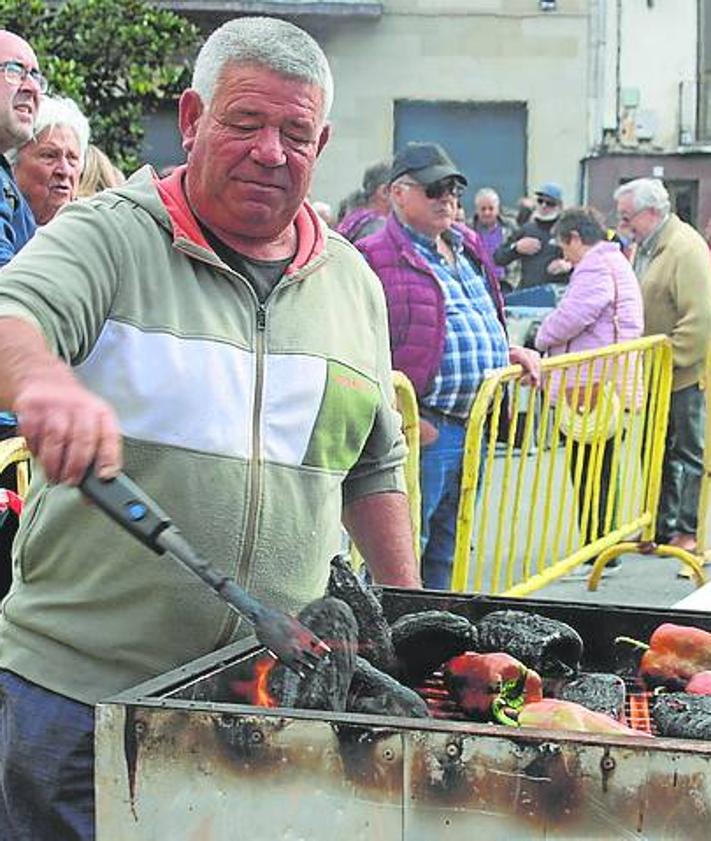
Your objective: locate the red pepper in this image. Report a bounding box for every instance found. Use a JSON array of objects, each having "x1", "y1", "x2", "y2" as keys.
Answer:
[
  {"x1": 444, "y1": 652, "x2": 542, "y2": 726},
  {"x1": 616, "y1": 623, "x2": 711, "y2": 690},
  {"x1": 686, "y1": 671, "x2": 711, "y2": 695},
  {"x1": 518, "y1": 699, "x2": 652, "y2": 737}
]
